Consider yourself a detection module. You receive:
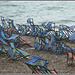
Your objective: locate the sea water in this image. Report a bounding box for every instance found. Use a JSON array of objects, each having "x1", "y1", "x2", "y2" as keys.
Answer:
[{"x1": 0, "y1": 1, "x2": 75, "y2": 26}]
